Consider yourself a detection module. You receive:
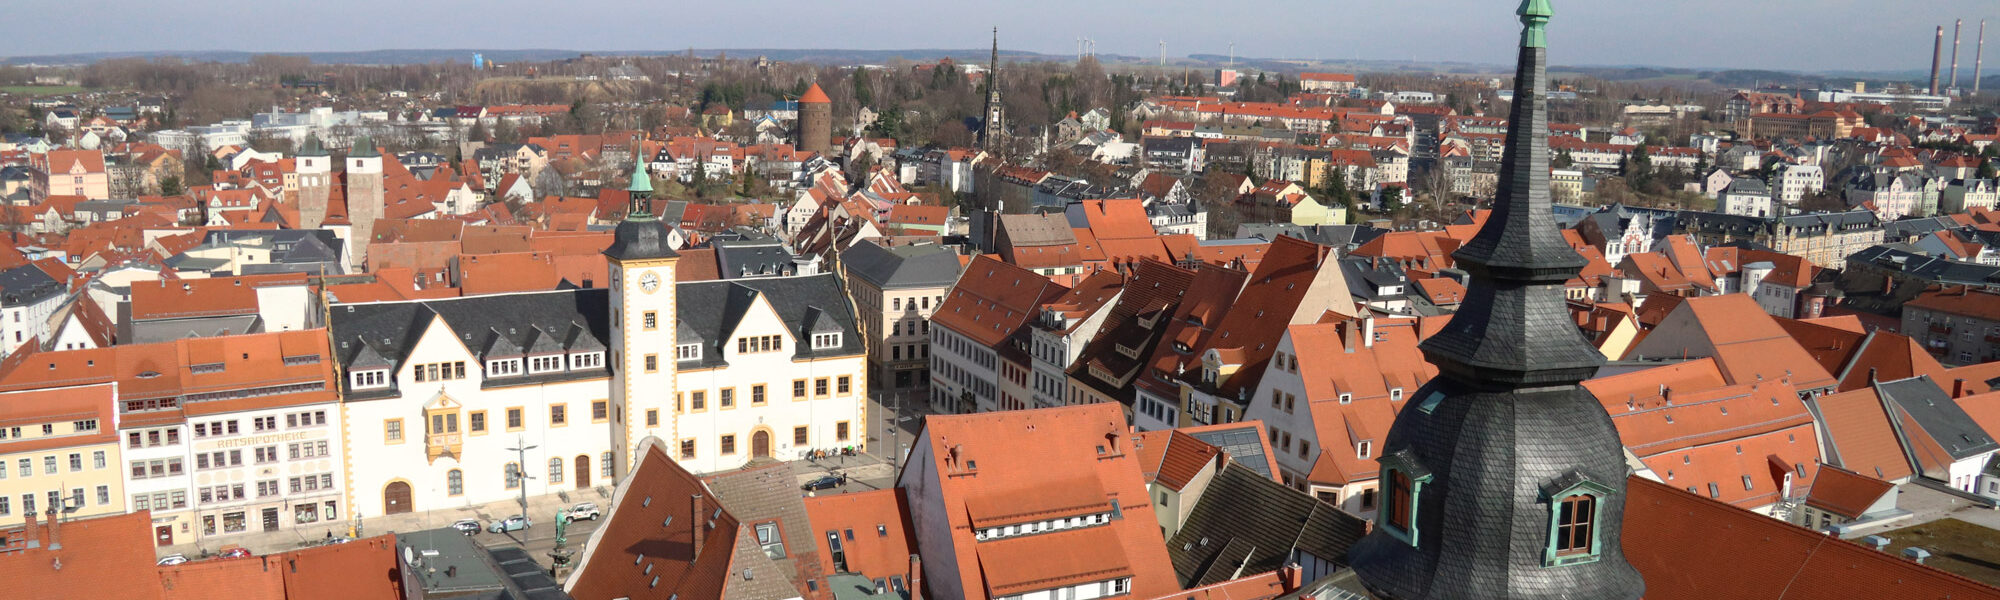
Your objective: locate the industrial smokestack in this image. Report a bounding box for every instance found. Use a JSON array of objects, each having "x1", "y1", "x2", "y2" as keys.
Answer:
[
  {"x1": 1953, "y1": 19, "x2": 1964, "y2": 92},
  {"x1": 1934, "y1": 26, "x2": 1946, "y2": 95},
  {"x1": 1979, "y1": 20, "x2": 1988, "y2": 96}
]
